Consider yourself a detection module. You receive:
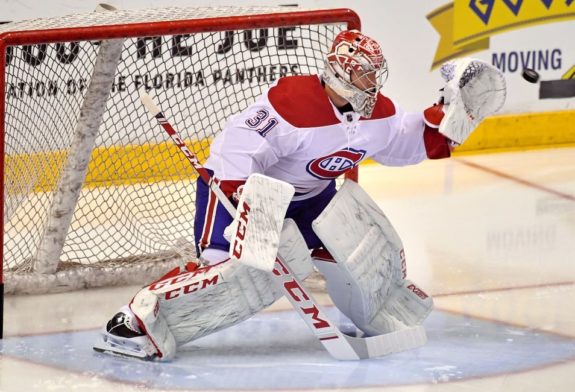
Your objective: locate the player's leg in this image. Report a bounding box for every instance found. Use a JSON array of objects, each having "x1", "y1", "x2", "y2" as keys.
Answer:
[
  {"x1": 95, "y1": 175, "x2": 231, "y2": 359},
  {"x1": 95, "y1": 172, "x2": 314, "y2": 360},
  {"x1": 94, "y1": 218, "x2": 313, "y2": 360},
  {"x1": 286, "y1": 180, "x2": 337, "y2": 249},
  {"x1": 95, "y1": 177, "x2": 330, "y2": 360},
  {"x1": 194, "y1": 174, "x2": 233, "y2": 264}
]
